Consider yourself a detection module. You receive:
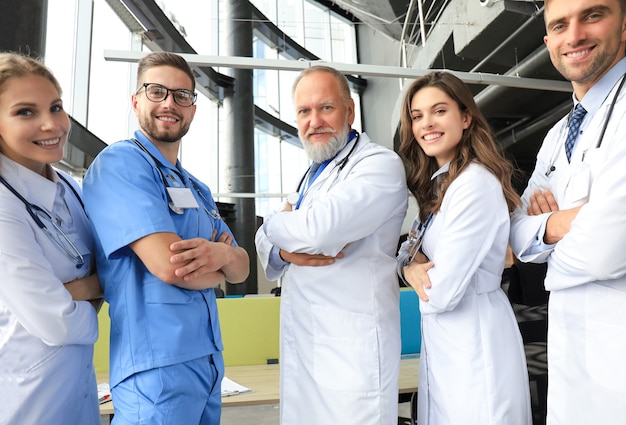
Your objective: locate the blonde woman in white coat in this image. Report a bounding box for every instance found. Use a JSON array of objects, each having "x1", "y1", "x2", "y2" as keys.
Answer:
[
  {"x1": 0, "y1": 53, "x2": 102, "y2": 425},
  {"x1": 397, "y1": 71, "x2": 531, "y2": 425}
]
